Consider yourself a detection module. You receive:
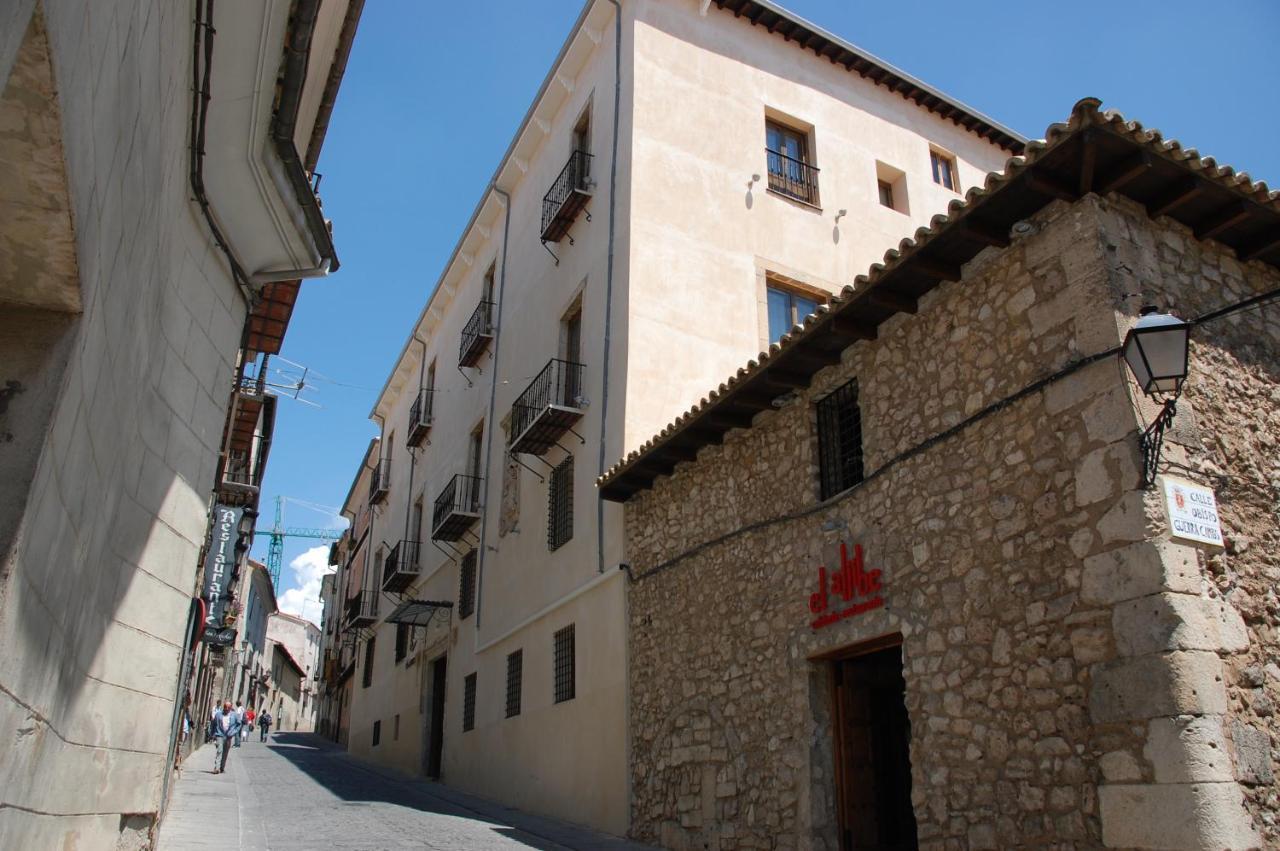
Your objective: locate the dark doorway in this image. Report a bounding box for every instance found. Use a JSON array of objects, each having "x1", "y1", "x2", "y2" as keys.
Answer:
[
  {"x1": 831, "y1": 642, "x2": 918, "y2": 850},
  {"x1": 424, "y1": 655, "x2": 447, "y2": 778}
]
